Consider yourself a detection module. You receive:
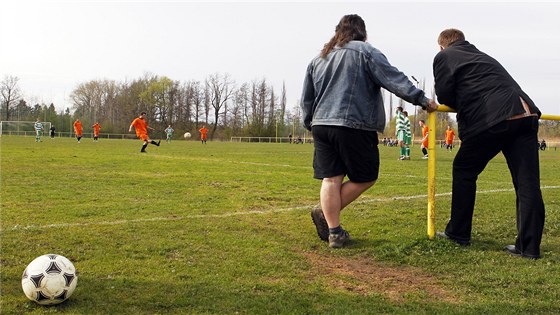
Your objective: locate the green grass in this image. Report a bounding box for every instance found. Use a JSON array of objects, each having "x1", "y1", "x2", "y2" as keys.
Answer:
[{"x1": 1, "y1": 135, "x2": 559, "y2": 314}]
